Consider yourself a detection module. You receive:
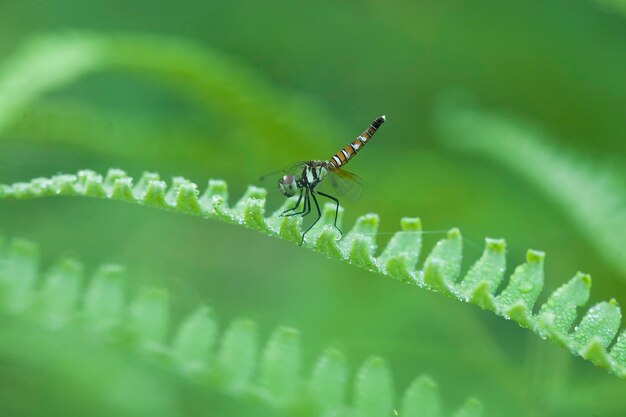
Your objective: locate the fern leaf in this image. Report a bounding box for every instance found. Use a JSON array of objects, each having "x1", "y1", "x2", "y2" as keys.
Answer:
[
  {"x1": 0, "y1": 236, "x2": 484, "y2": 417},
  {"x1": 1, "y1": 169, "x2": 625, "y2": 379}
]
